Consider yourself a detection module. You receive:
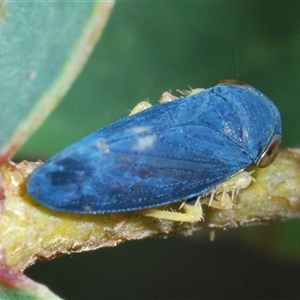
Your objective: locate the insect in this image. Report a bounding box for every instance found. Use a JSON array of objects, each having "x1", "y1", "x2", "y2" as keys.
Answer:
[{"x1": 26, "y1": 81, "x2": 282, "y2": 223}]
